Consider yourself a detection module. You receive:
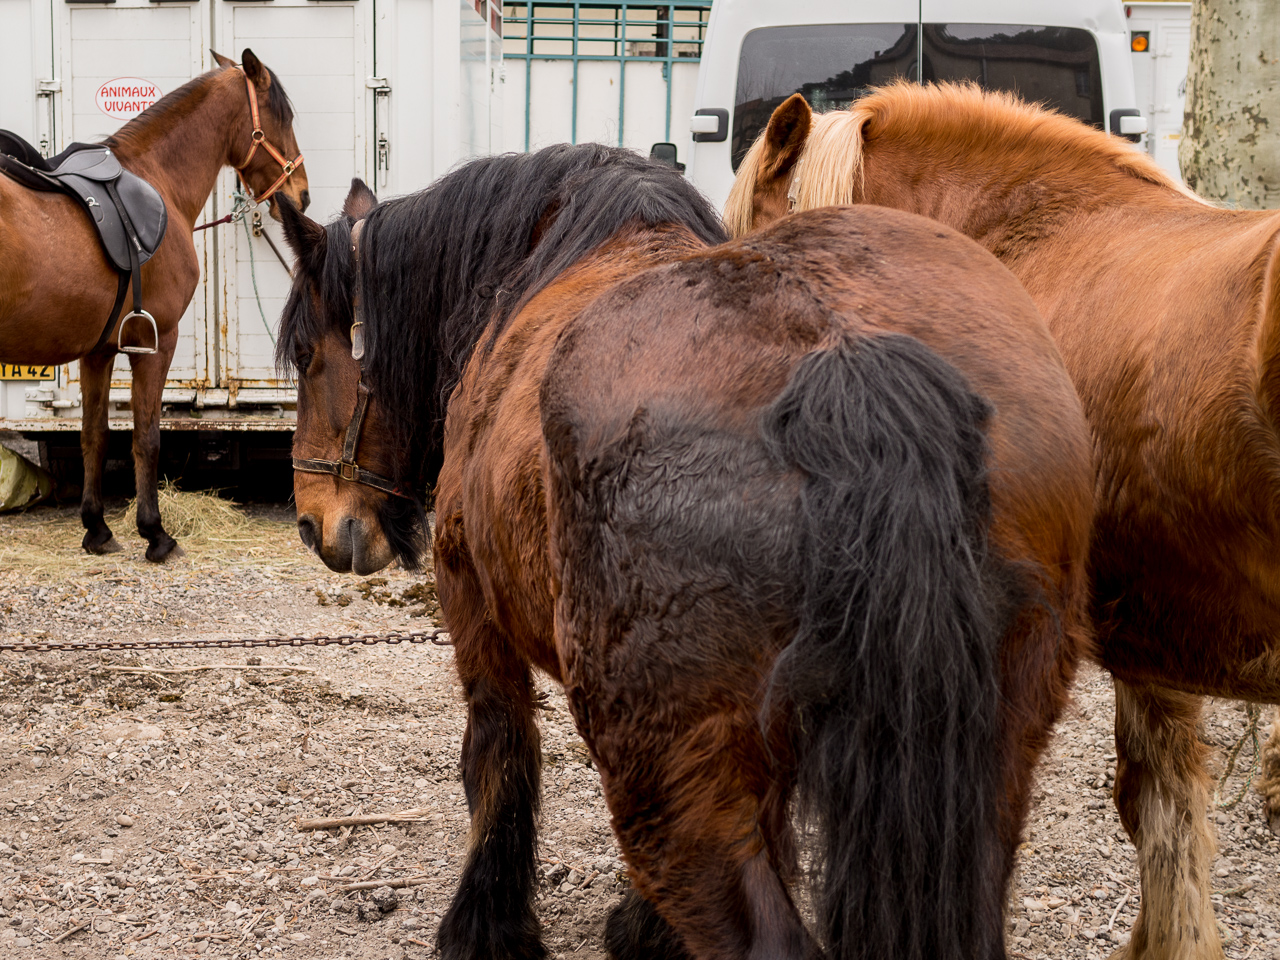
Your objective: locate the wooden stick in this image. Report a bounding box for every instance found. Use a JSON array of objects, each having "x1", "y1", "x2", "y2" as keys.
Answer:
[
  {"x1": 336, "y1": 875, "x2": 431, "y2": 893},
  {"x1": 1106, "y1": 892, "x2": 1130, "y2": 932},
  {"x1": 297, "y1": 809, "x2": 432, "y2": 830},
  {"x1": 51, "y1": 923, "x2": 90, "y2": 944}
]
